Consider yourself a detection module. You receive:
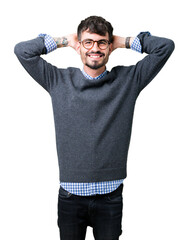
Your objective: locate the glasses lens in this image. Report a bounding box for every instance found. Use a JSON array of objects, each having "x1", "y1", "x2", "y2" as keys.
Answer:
[
  {"x1": 98, "y1": 40, "x2": 109, "y2": 49},
  {"x1": 81, "y1": 39, "x2": 110, "y2": 50},
  {"x1": 83, "y1": 40, "x2": 93, "y2": 49}
]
